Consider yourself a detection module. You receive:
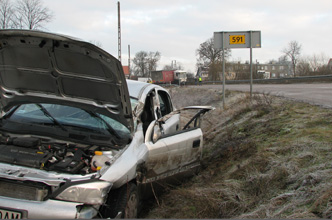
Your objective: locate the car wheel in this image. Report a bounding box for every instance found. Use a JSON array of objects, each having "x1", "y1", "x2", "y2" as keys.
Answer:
[
  {"x1": 123, "y1": 184, "x2": 138, "y2": 218},
  {"x1": 101, "y1": 183, "x2": 139, "y2": 219}
]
